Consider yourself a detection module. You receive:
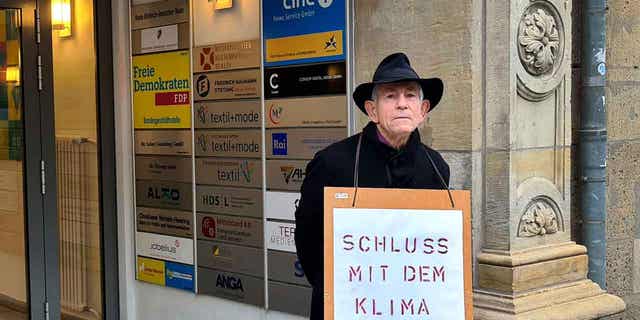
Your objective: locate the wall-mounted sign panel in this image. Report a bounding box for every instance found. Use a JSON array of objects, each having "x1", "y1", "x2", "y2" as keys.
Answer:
[
  {"x1": 196, "y1": 185, "x2": 263, "y2": 218},
  {"x1": 266, "y1": 128, "x2": 346, "y2": 160},
  {"x1": 134, "y1": 130, "x2": 192, "y2": 156},
  {"x1": 265, "y1": 31, "x2": 343, "y2": 66},
  {"x1": 266, "y1": 160, "x2": 307, "y2": 191},
  {"x1": 265, "y1": 96, "x2": 347, "y2": 128},
  {"x1": 264, "y1": 62, "x2": 346, "y2": 99},
  {"x1": 194, "y1": 69, "x2": 260, "y2": 101},
  {"x1": 197, "y1": 240, "x2": 264, "y2": 277},
  {"x1": 266, "y1": 220, "x2": 296, "y2": 253},
  {"x1": 132, "y1": 51, "x2": 191, "y2": 129},
  {"x1": 135, "y1": 155, "x2": 192, "y2": 183},
  {"x1": 135, "y1": 180, "x2": 193, "y2": 211},
  {"x1": 195, "y1": 129, "x2": 261, "y2": 158},
  {"x1": 131, "y1": 0, "x2": 189, "y2": 30},
  {"x1": 132, "y1": 23, "x2": 189, "y2": 55},
  {"x1": 195, "y1": 100, "x2": 261, "y2": 129},
  {"x1": 137, "y1": 256, "x2": 166, "y2": 286},
  {"x1": 262, "y1": 0, "x2": 345, "y2": 66},
  {"x1": 195, "y1": 158, "x2": 262, "y2": 188},
  {"x1": 268, "y1": 281, "x2": 312, "y2": 317},
  {"x1": 165, "y1": 261, "x2": 195, "y2": 291},
  {"x1": 193, "y1": 39, "x2": 260, "y2": 72},
  {"x1": 198, "y1": 268, "x2": 265, "y2": 306},
  {"x1": 265, "y1": 191, "x2": 300, "y2": 220},
  {"x1": 196, "y1": 213, "x2": 263, "y2": 248},
  {"x1": 136, "y1": 206, "x2": 193, "y2": 238},
  {"x1": 267, "y1": 250, "x2": 309, "y2": 287},
  {"x1": 135, "y1": 231, "x2": 194, "y2": 265}
]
